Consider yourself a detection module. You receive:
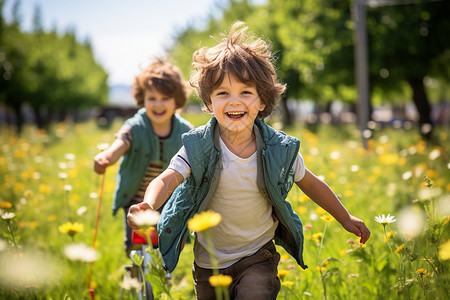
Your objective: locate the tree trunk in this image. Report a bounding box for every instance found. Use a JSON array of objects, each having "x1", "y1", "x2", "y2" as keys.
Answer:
[
  {"x1": 407, "y1": 77, "x2": 433, "y2": 140},
  {"x1": 280, "y1": 96, "x2": 293, "y2": 126}
]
